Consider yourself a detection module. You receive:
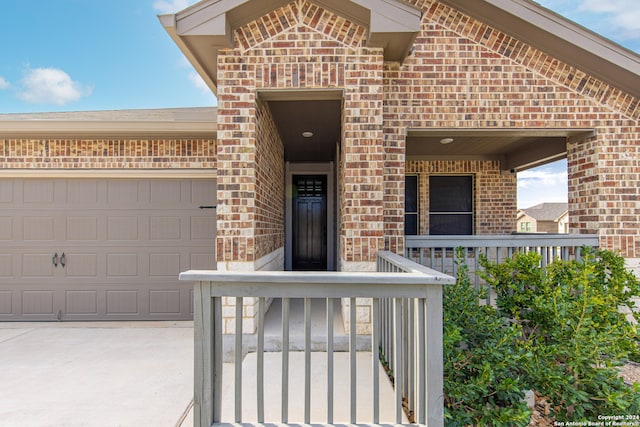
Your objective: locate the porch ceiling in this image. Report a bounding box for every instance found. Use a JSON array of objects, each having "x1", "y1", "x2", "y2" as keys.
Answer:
[
  {"x1": 406, "y1": 128, "x2": 595, "y2": 172},
  {"x1": 266, "y1": 98, "x2": 342, "y2": 162}
]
